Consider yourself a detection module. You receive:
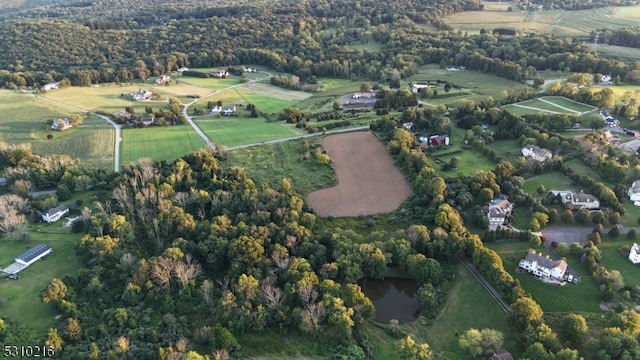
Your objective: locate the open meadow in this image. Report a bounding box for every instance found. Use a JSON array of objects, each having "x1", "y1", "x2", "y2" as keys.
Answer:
[
  {"x1": 523, "y1": 172, "x2": 576, "y2": 196},
  {"x1": 194, "y1": 87, "x2": 299, "y2": 114},
  {"x1": 225, "y1": 139, "x2": 336, "y2": 196},
  {"x1": 121, "y1": 125, "x2": 203, "y2": 165},
  {"x1": 0, "y1": 91, "x2": 114, "y2": 168},
  {"x1": 363, "y1": 264, "x2": 521, "y2": 359},
  {"x1": 598, "y1": 235, "x2": 640, "y2": 287},
  {"x1": 442, "y1": 5, "x2": 640, "y2": 37},
  {"x1": 487, "y1": 241, "x2": 603, "y2": 313},
  {"x1": 503, "y1": 96, "x2": 595, "y2": 116},
  {"x1": 196, "y1": 117, "x2": 303, "y2": 148},
  {"x1": 0, "y1": 230, "x2": 81, "y2": 336}
]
